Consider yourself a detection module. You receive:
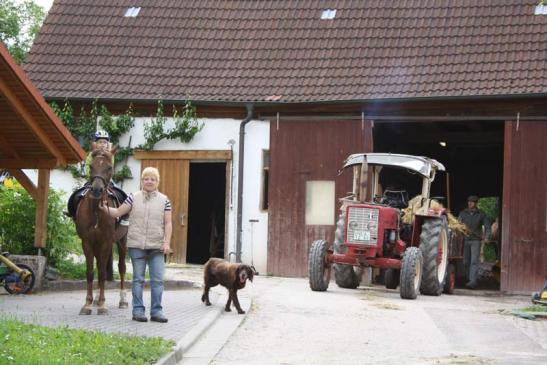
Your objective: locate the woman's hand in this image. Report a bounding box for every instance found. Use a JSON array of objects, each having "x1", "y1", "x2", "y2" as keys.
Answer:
[
  {"x1": 161, "y1": 242, "x2": 171, "y2": 255},
  {"x1": 98, "y1": 200, "x2": 109, "y2": 213}
]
